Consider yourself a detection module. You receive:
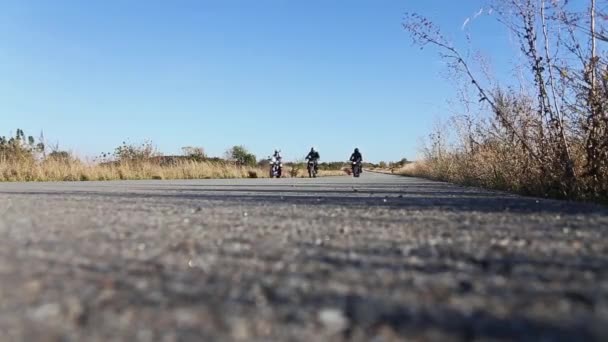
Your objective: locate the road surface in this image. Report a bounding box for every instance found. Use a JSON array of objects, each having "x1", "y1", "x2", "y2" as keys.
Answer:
[{"x1": 0, "y1": 173, "x2": 606, "y2": 341}]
